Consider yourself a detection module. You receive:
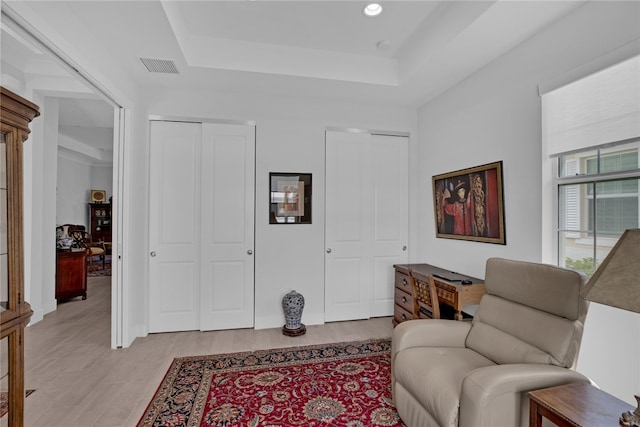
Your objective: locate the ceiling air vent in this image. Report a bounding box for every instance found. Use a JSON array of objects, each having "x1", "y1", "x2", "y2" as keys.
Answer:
[{"x1": 139, "y1": 58, "x2": 179, "y2": 74}]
